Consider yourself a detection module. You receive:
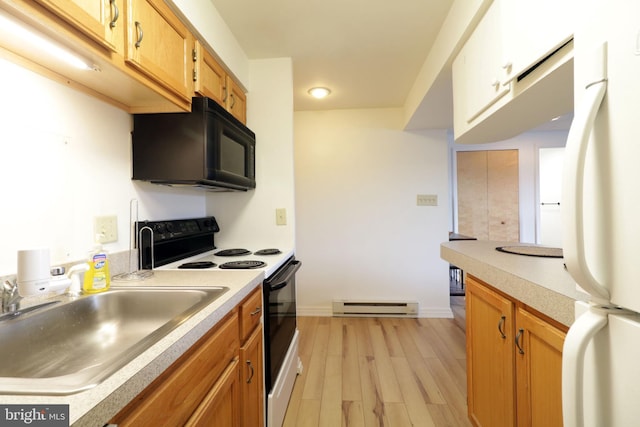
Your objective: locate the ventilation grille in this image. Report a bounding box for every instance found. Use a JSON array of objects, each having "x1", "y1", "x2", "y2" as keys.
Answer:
[{"x1": 332, "y1": 300, "x2": 418, "y2": 317}]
